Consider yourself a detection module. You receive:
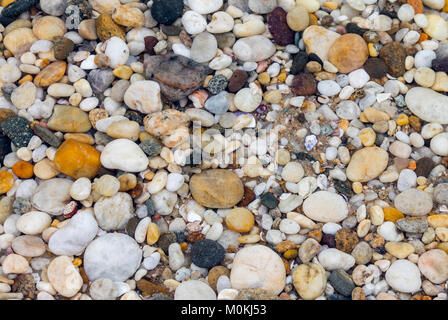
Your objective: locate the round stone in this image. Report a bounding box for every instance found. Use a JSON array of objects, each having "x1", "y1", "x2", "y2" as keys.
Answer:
[
  {"x1": 328, "y1": 33, "x2": 368, "y2": 74},
  {"x1": 225, "y1": 207, "x2": 254, "y2": 233},
  {"x1": 191, "y1": 239, "x2": 225, "y2": 268},
  {"x1": 174, "y1": 280, "x2": 216, "y2": 300},
  {"x1": 385, "y1": 259, "x2": 421, "y2": 293},
  {"x1": 418, "y1": 249, "x2": 448, "y2": 284},
  {"x1": 303, "y1": 191, "x2": 348, "y2": 223}
]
